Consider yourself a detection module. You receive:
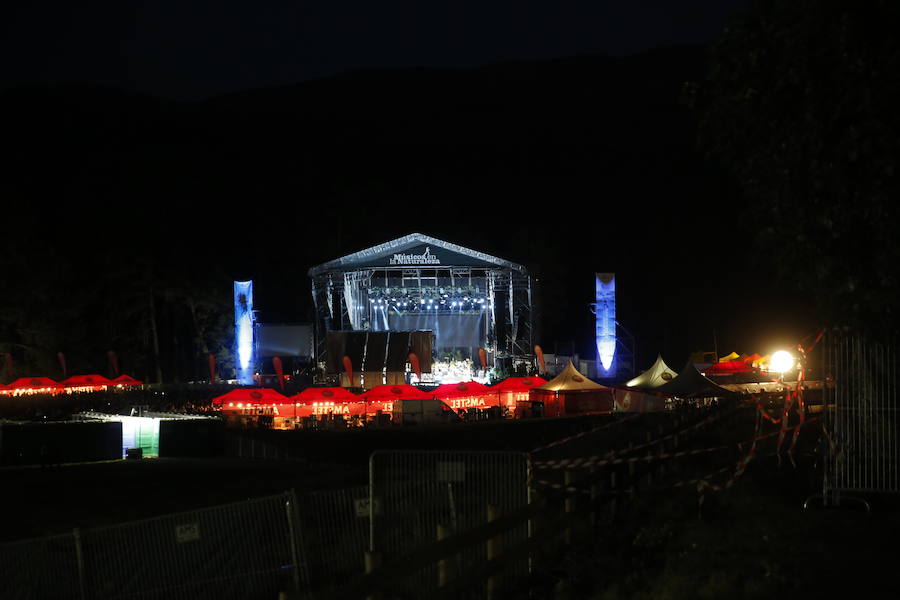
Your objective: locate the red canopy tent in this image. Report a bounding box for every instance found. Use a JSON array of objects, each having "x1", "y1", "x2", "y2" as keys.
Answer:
[
  {"x1": 283, "y1": 401, "x2": 368, "y2": 418},
  {"x1": 359, "y1": 384, "x2": 433, "y2": 414},
  {"x1": 431, "y1": 381, "x2": 500, "y2": 410},
  {"x1": 289, "y1": 386, "x2": 367, "y2": 418},
  {"x1": 6, "y1": 377, "x2": 64, "y2": 394},
  {"x1": 62, "y1": 374, "x2": 113, "y2": 391},
  {"x1": 212, "y1": 387, "x2": 290, "y2": 407},
  {"x1": 492, "y1": 376, "x2": 549, "y2": 410},
  {"x1": 743, "y1": 353, "x2": 765, "y2": 369},
  {"x1": 110, "y1": 374, "x2": 143, "y2": 386},
  {"x1": 291, "y1": 387, "x2": 361, "y2": 404},
  {"x1": 703, "y1": 360, "x2": 756, "y2": 376},
  {"x1": 302, "y1": 401, "x2": 368, "y2": 417},
  {"x1": 285, "y1": 404, "x2": 314, "y2": 418}
]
